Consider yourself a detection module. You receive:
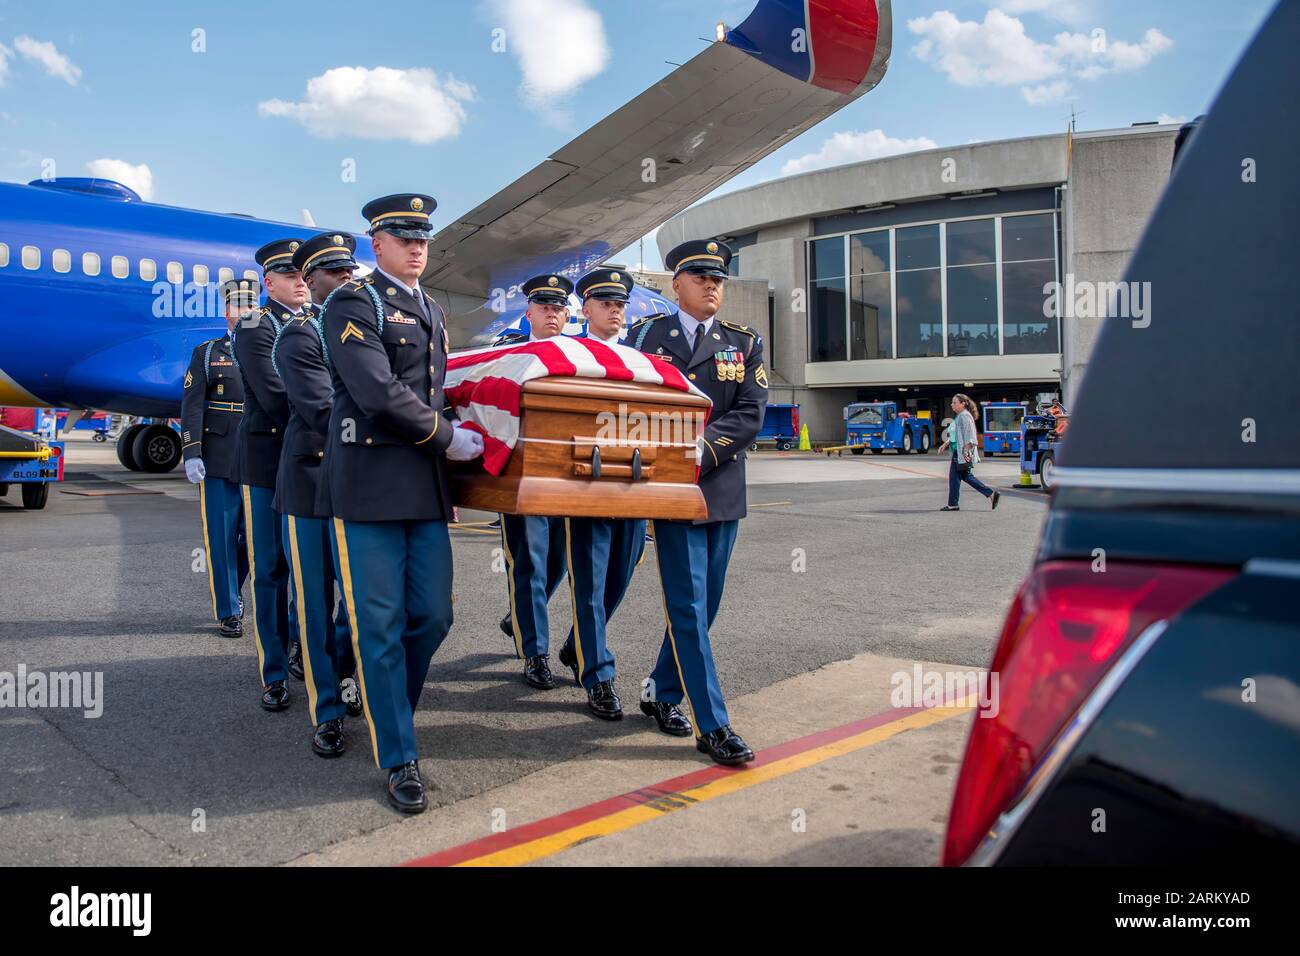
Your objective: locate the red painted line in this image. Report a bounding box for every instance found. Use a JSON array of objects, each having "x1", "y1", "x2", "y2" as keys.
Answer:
[{"x1": 402, "y1": 691, "x2": 966, "y2": 867}]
